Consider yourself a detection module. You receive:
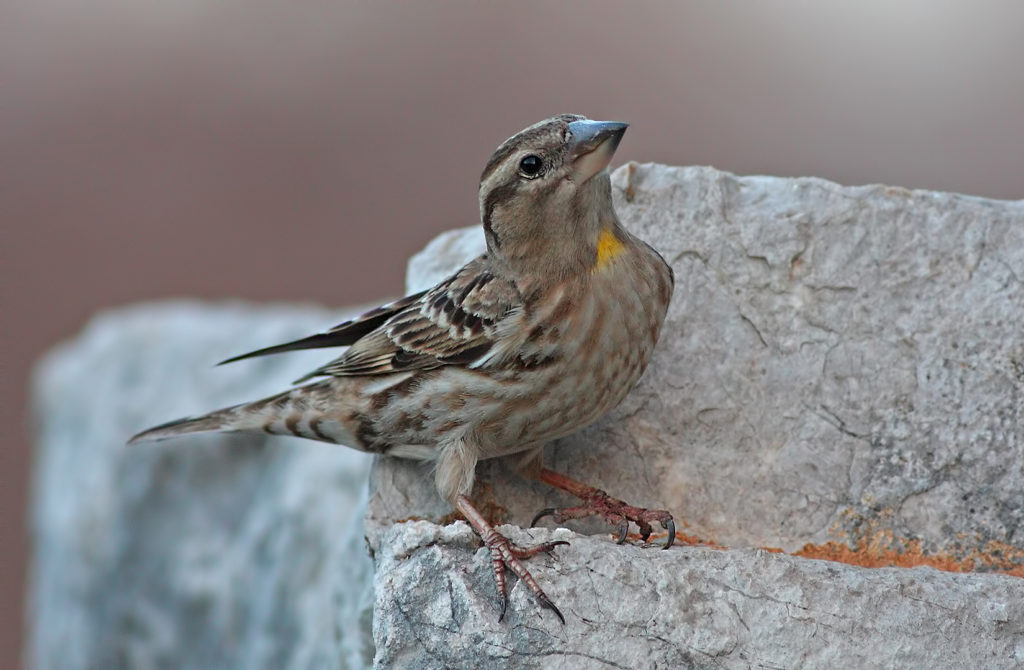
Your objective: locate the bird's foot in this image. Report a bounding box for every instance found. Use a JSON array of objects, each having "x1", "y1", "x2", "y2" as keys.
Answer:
[
  {"x1": 531, "y1": 468, "x2": 676, "y2": 548},
  {"x1": 456, "y1": 494, "x2": 568, "y2": 624}
]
